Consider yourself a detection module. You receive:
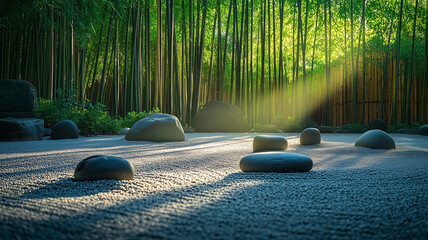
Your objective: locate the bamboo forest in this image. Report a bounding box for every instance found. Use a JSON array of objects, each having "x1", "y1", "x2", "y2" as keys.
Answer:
[{"x1": 1, "y1": 0, "x2": 427, "y2": 129}]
